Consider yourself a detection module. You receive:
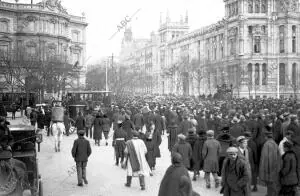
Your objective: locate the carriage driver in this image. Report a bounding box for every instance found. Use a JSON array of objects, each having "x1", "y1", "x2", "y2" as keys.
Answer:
[{"x1": 0, "y1": 117, "x2": 13, "y2": 152}]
